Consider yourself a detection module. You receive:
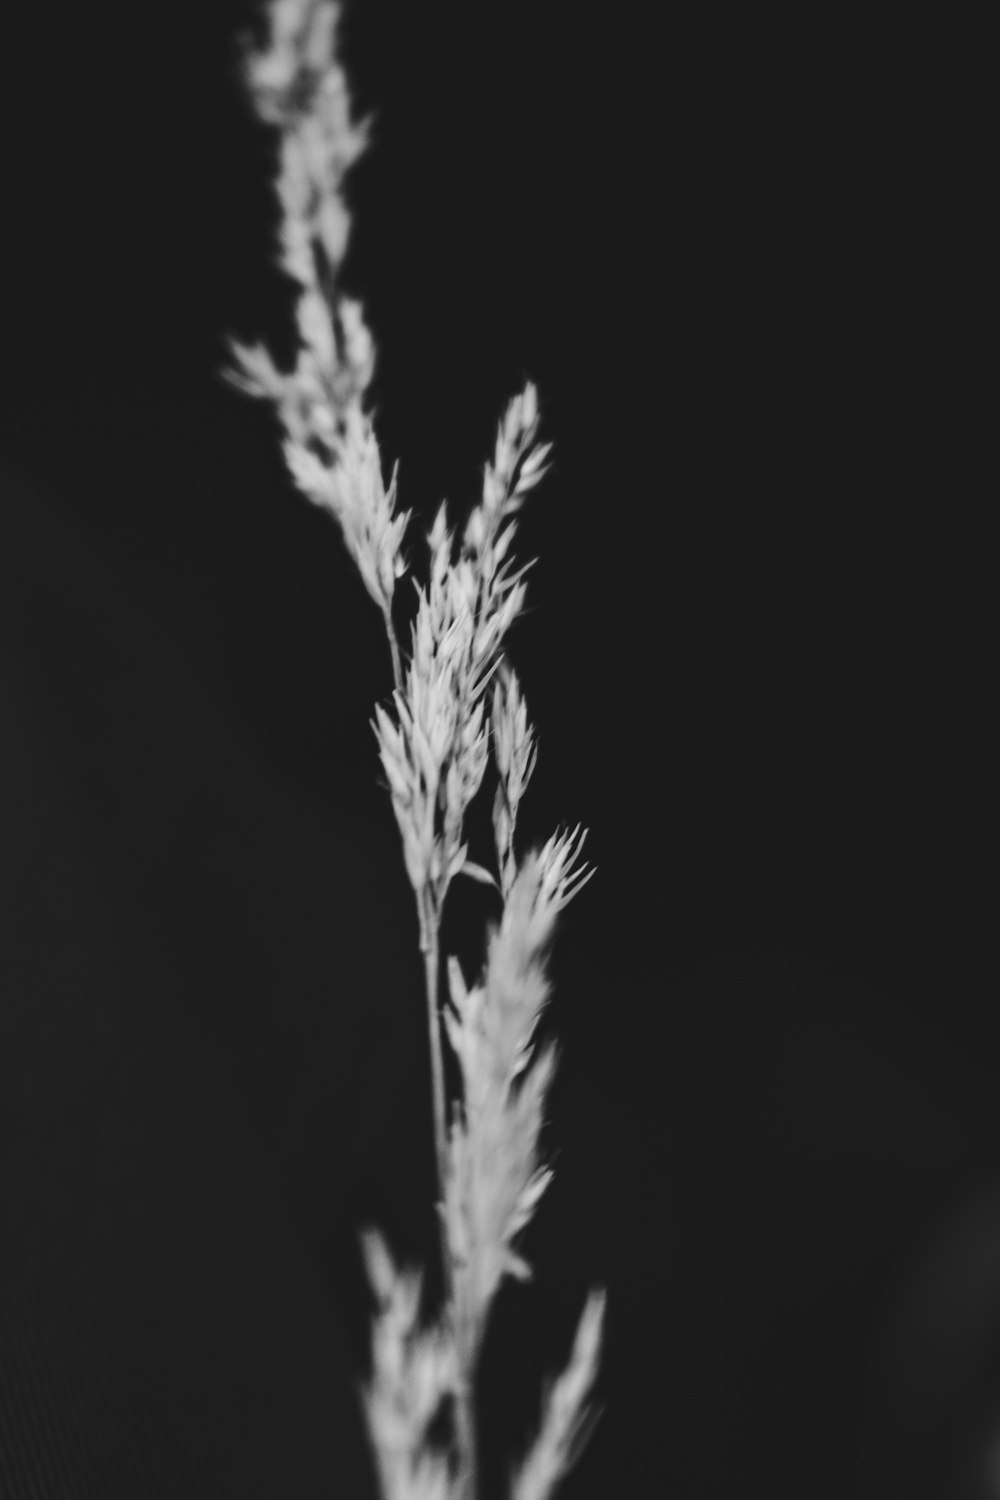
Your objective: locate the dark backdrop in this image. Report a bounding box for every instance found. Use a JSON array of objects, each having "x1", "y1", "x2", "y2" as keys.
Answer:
[{"x1": 0, "y1": 2, "x2": 992, "y2": 1496}]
